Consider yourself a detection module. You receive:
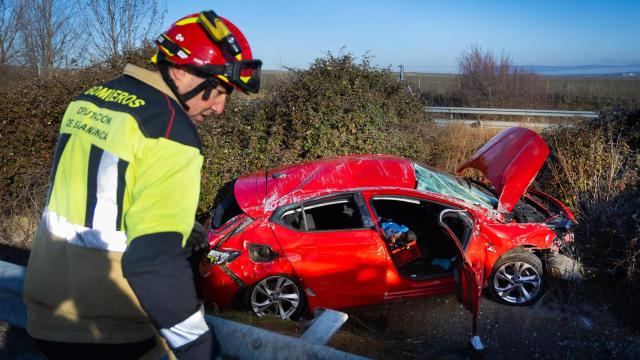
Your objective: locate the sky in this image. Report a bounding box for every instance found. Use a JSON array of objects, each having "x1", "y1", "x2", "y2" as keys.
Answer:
[{"x1": 165, "y1": 1, "x2": 640, "y2": 73}]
